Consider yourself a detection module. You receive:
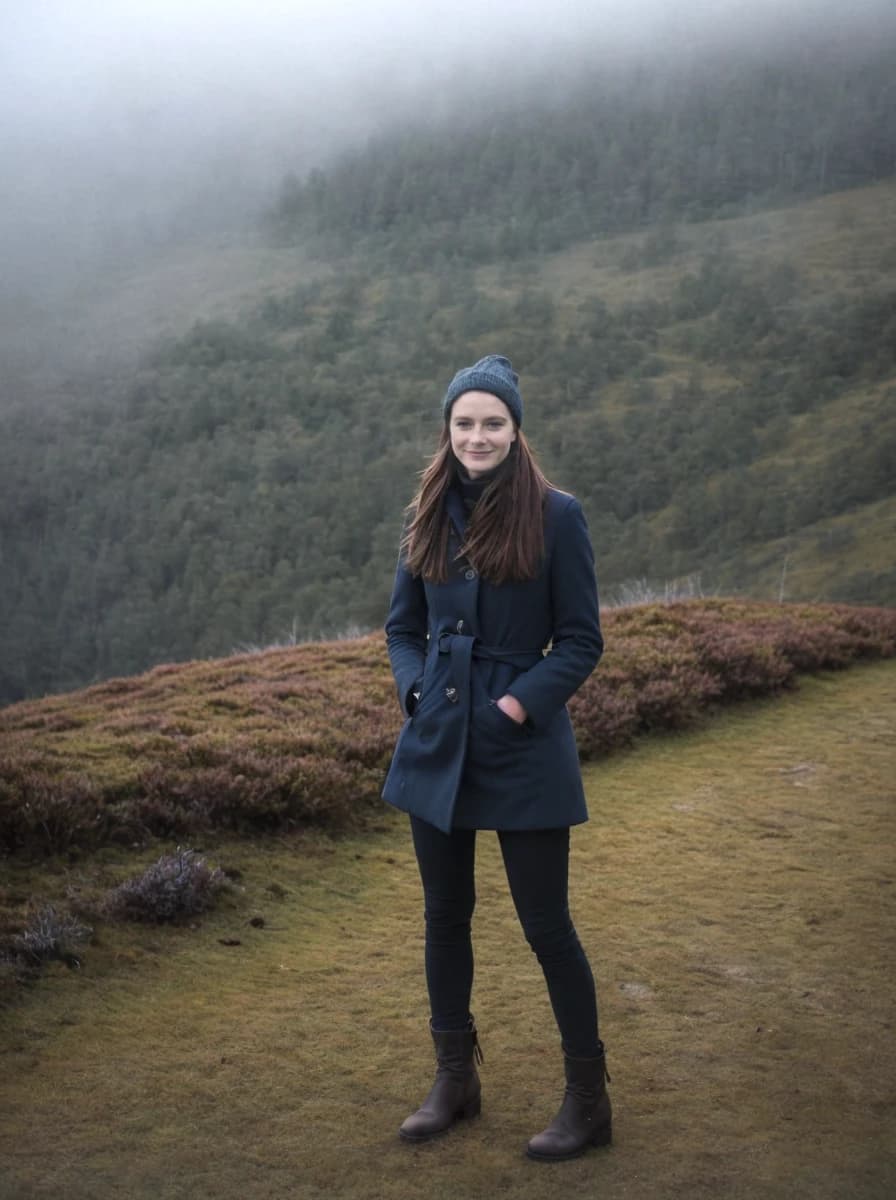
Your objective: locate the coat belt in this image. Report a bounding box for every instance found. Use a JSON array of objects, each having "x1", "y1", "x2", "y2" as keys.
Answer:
[{"x1": 436, "y1": 631, "x2": 543, "y2": 704}]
